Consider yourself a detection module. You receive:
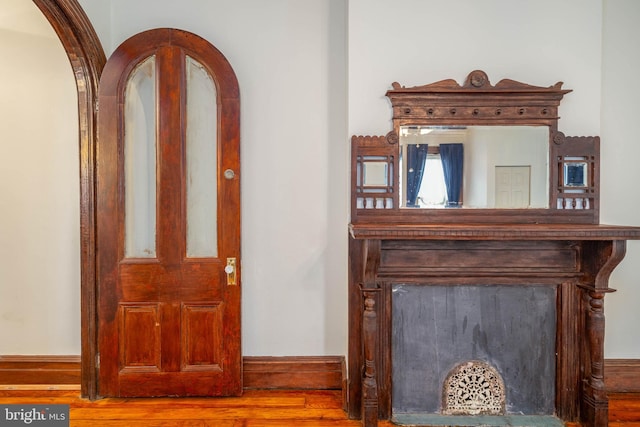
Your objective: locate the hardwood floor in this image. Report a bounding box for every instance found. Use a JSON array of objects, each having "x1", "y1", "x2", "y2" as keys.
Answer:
[
  {"x1": 609, "y1": 393, "x2": 640, "y2": 426},
  {"x1": 0, "y1": 387, "x2": 638, "y2": 426}
]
